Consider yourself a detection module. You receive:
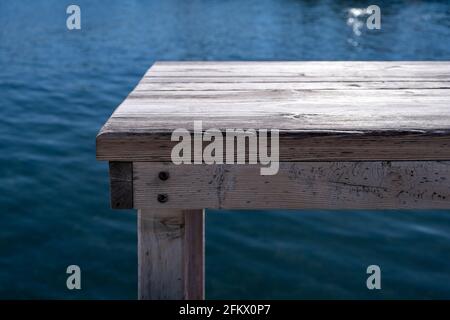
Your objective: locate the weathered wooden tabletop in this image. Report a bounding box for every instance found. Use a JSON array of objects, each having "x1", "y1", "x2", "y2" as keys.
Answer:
[
  {"x1": 97, "y1": 61, "x2": 450, "y2": 162},
  {"x1": 96, "y1": 61, "x2": 450, "y2": 300},
  {"x1": 97, "y1": 61, "x2": 450, "y2": 210}
]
